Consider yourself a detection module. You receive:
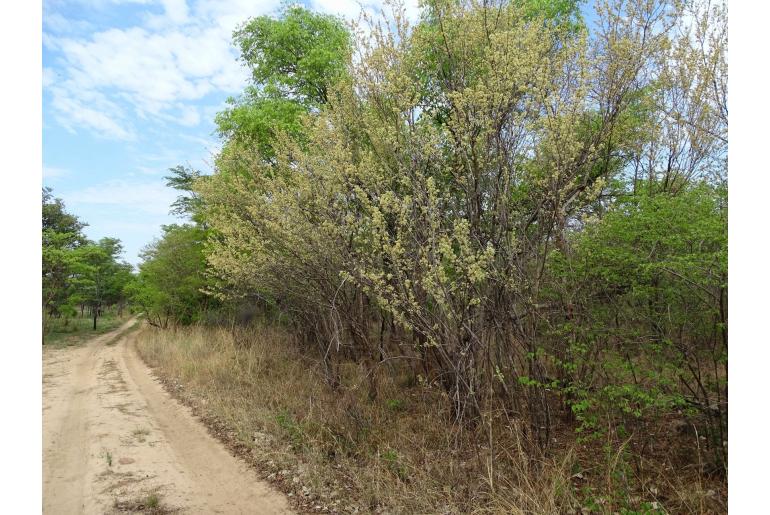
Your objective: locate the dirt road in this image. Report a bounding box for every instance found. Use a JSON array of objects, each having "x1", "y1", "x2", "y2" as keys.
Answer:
[{"x1": 43, "y1": 319, "x2": 292, "y2": 514}]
